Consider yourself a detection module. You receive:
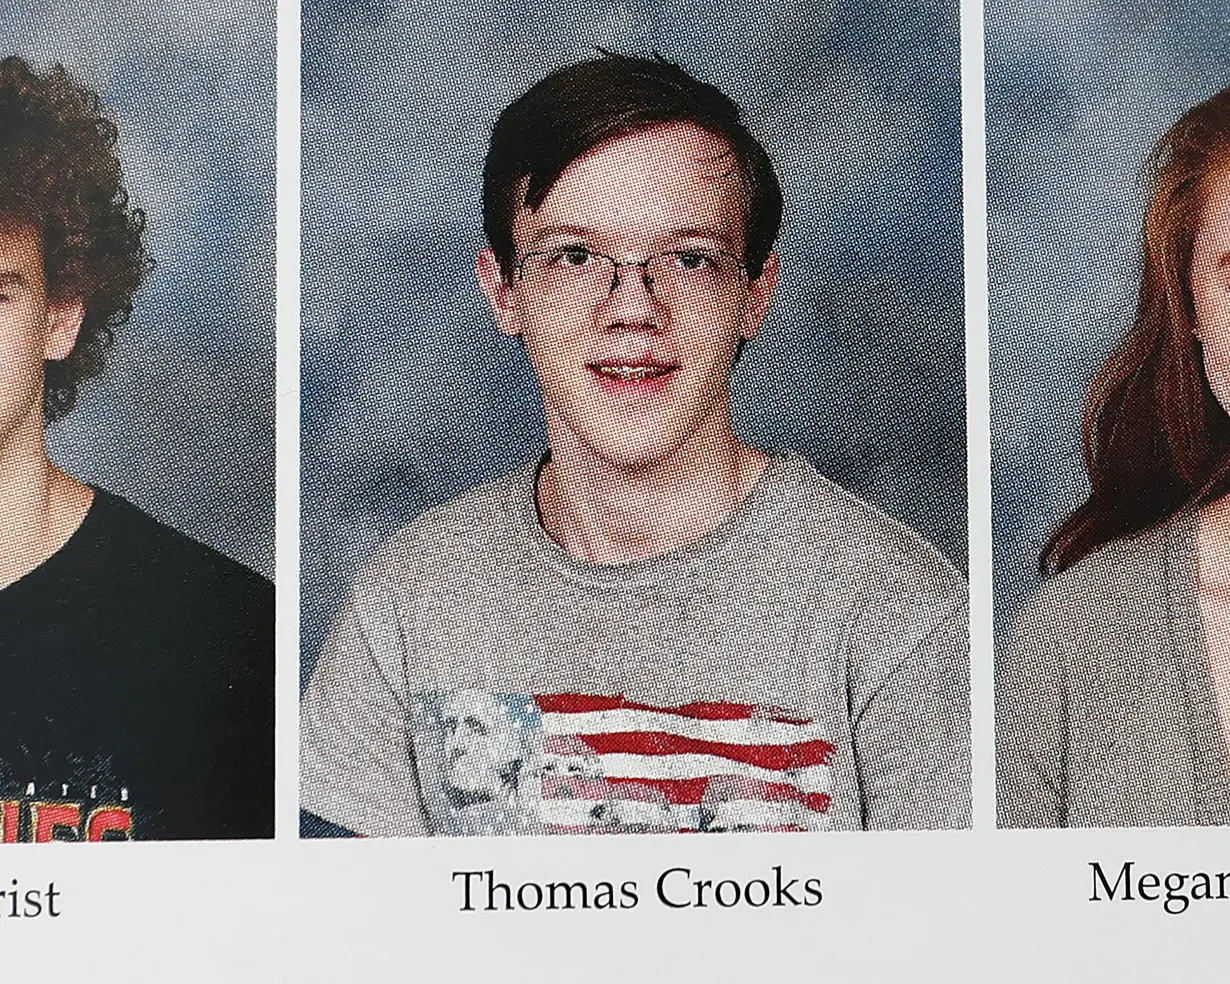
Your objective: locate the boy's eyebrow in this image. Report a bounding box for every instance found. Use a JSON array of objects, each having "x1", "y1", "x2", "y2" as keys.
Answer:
[
  {"x1": 527, "y1": 224, "x2": 601, "y2": 245},
  {"x1": 525, "y1": 225, "x2": 738, "y2": 249},
  {"x1": 0, "y1": 270, "x2": 30, "y2": 287},
  {"x1": 666, "y1": 227, "x2": 738, "y2": 249}
]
